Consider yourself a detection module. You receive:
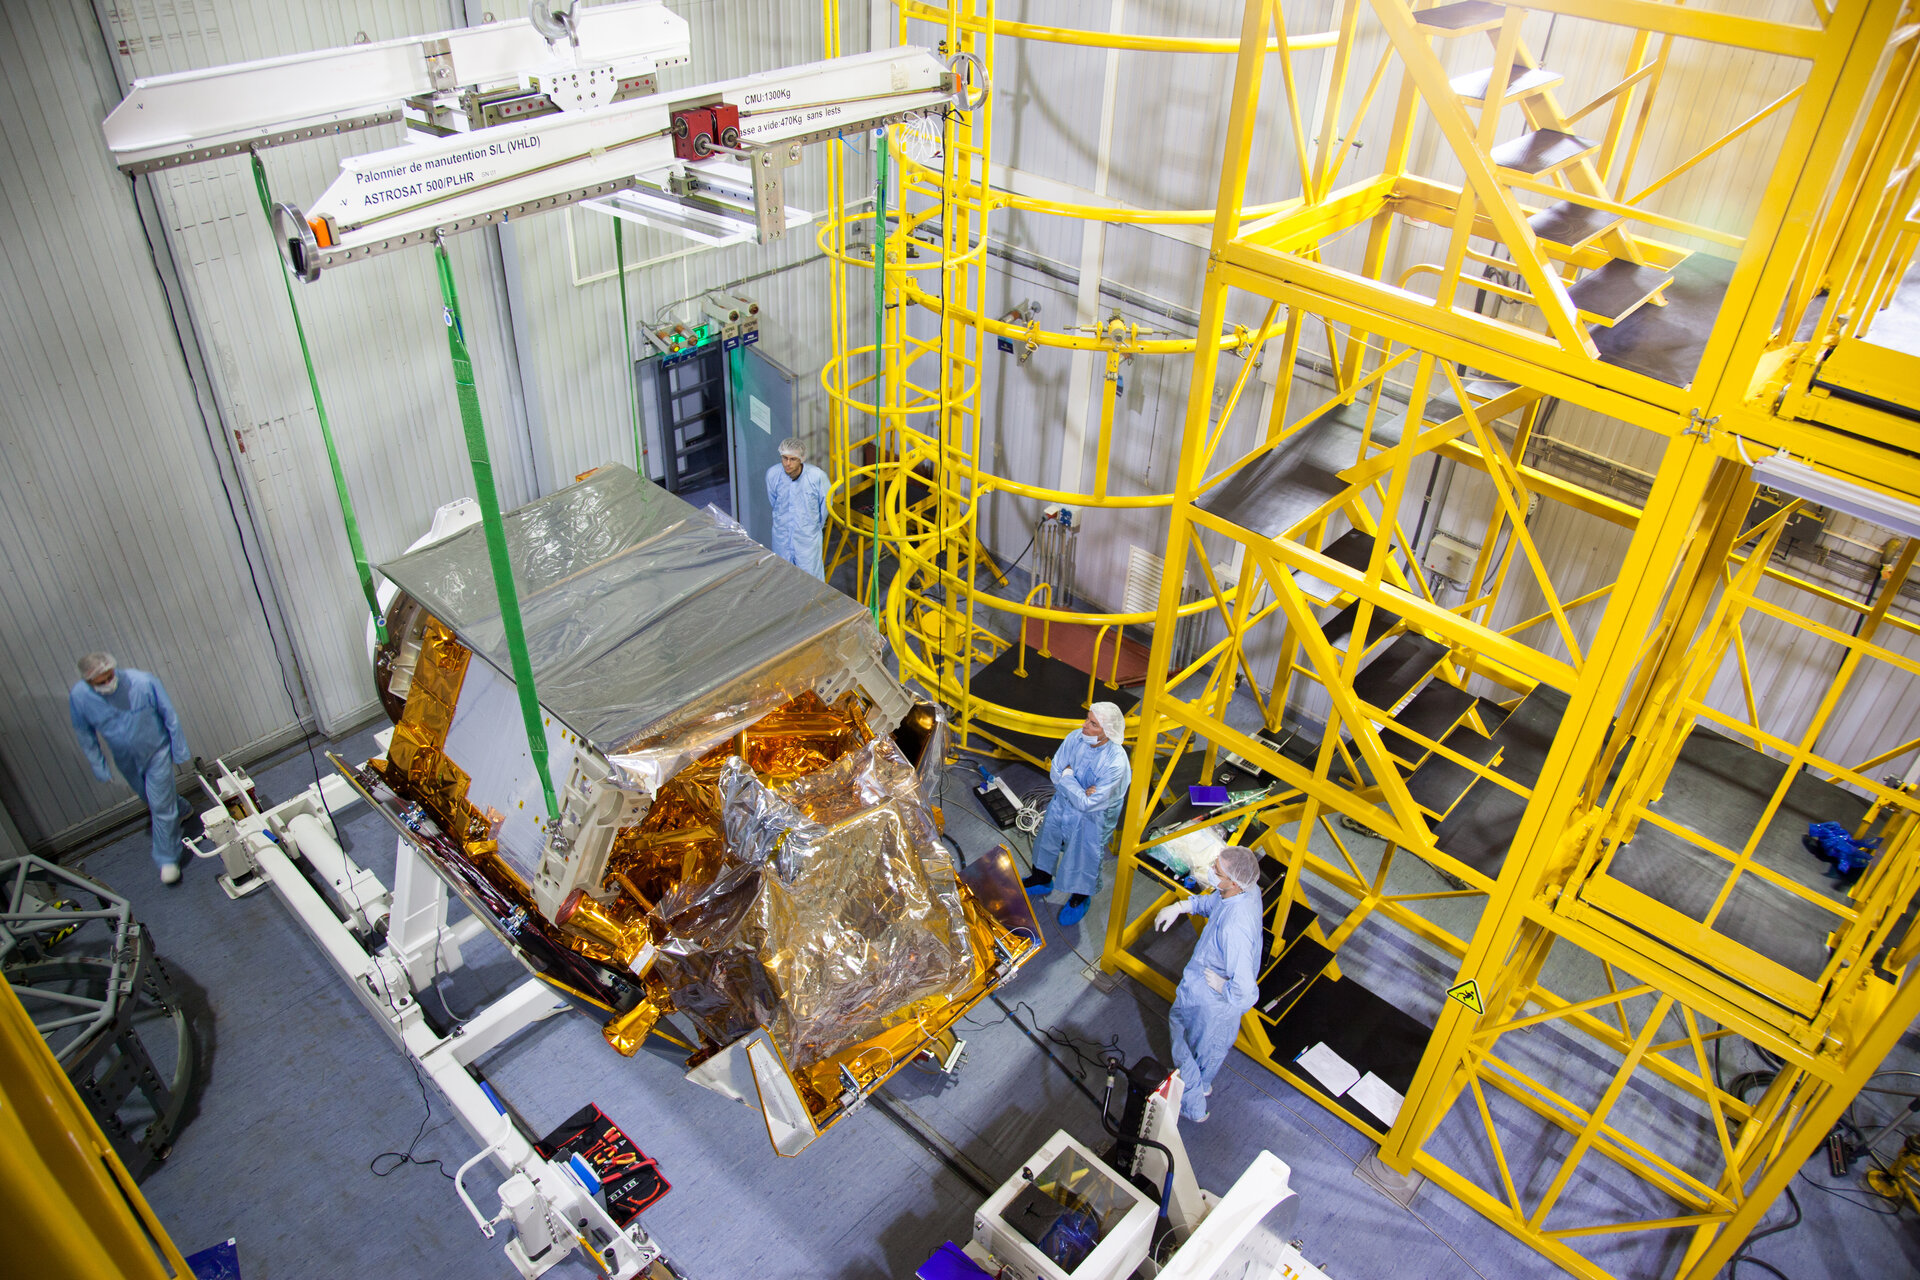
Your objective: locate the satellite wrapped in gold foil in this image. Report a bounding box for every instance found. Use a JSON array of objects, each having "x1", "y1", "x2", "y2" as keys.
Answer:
[{"x1": 344, "y1": 465, "x2": 1040, "y2": 1154}]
